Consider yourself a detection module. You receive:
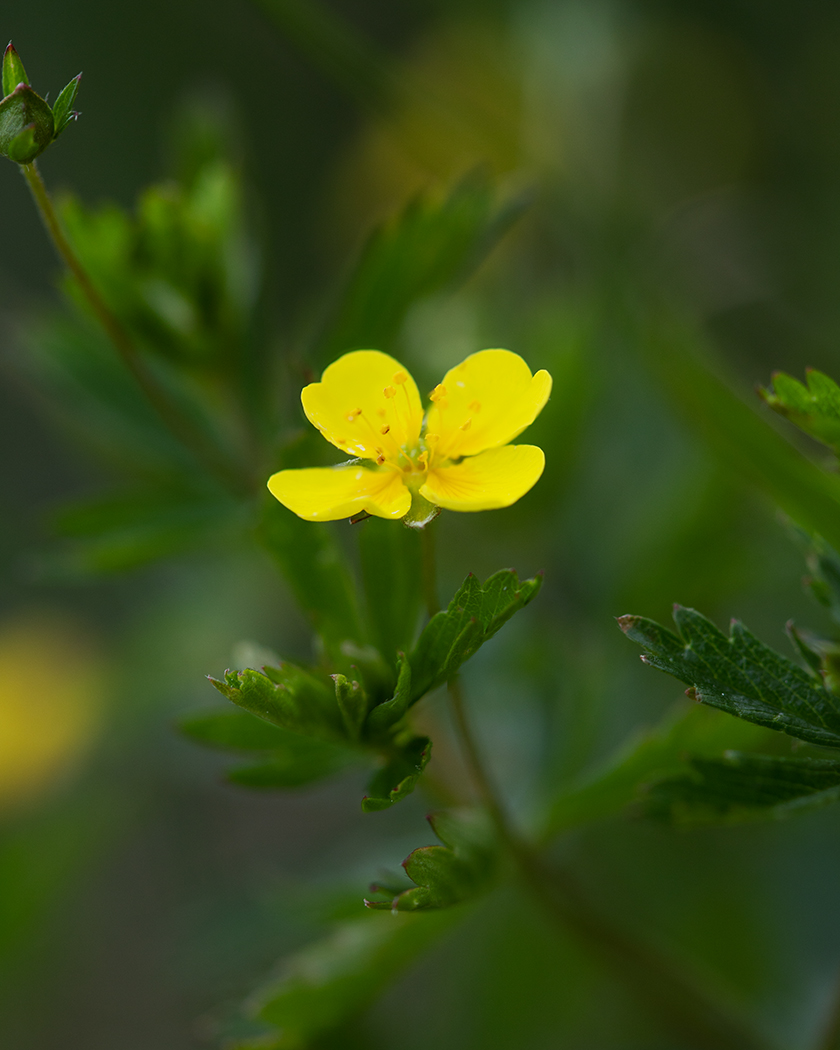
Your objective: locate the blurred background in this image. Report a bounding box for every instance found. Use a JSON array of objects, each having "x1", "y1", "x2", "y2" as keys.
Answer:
[{"x1": 4, "y1": 0, "x2": 840, "y2": 1047}]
